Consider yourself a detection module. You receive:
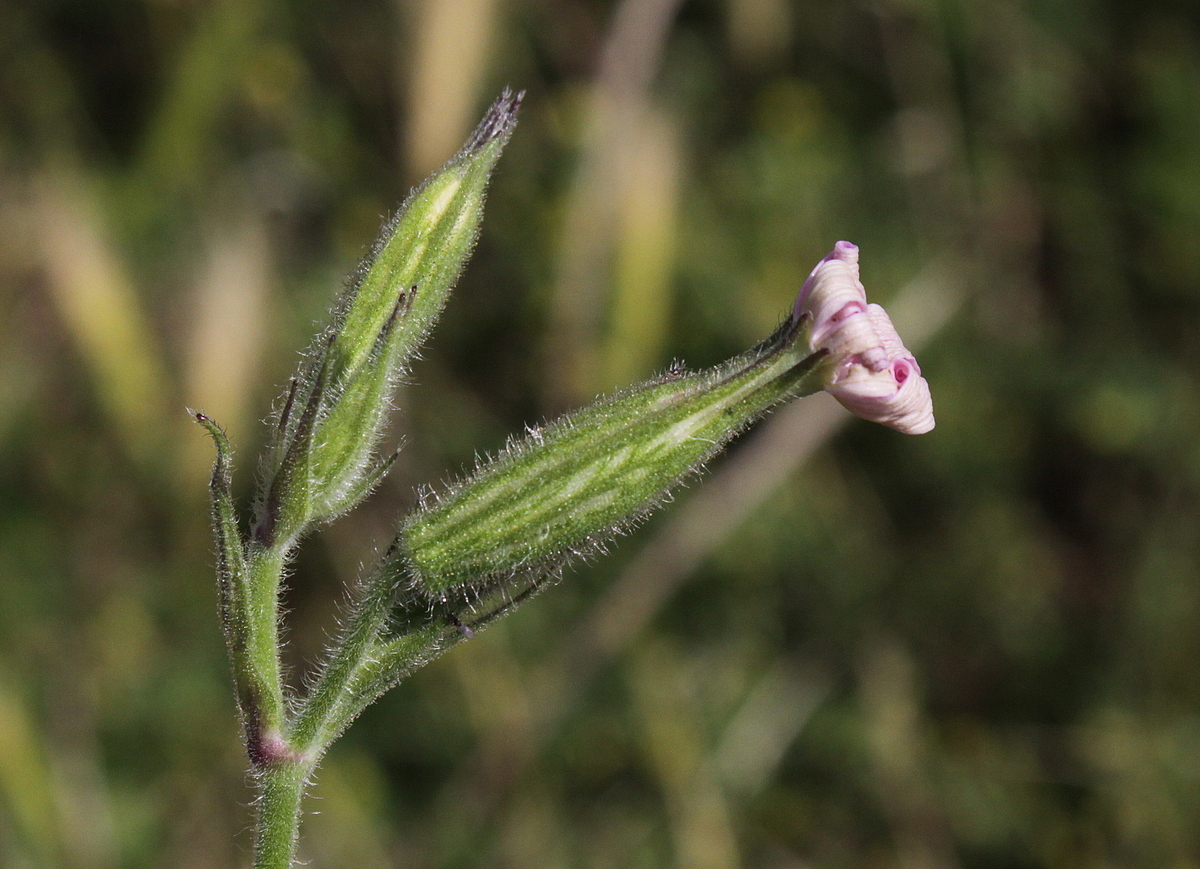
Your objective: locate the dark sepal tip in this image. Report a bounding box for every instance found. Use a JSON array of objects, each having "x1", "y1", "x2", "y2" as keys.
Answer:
[
  {"x1": 190, "y1": 408, "x2": 228, "y2": 441},
  {"x1": 277, "y1": 378, "x2": 299, "y2": 434},
  {"x1": 446, "y1": 612, "x2": 475, "y2": 639},
  {"x1": 463, "y1": 88, "x2": 524, "y2": 155}
]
